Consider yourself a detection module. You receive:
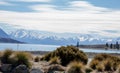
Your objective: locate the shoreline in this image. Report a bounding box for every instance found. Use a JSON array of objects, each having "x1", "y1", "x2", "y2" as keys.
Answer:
[{"x1": 25, "y1": 51, "x2": 120, "y2": 58}]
